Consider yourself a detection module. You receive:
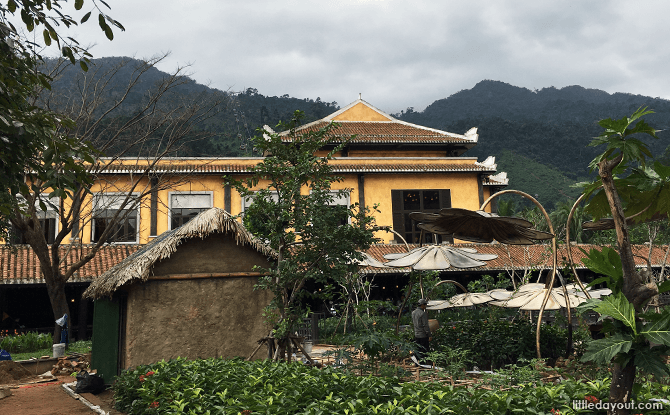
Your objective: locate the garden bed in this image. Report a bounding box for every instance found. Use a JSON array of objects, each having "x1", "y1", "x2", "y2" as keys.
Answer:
[{"x1": 112, "y1": 357, "x2": 670, "y2": 414}]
